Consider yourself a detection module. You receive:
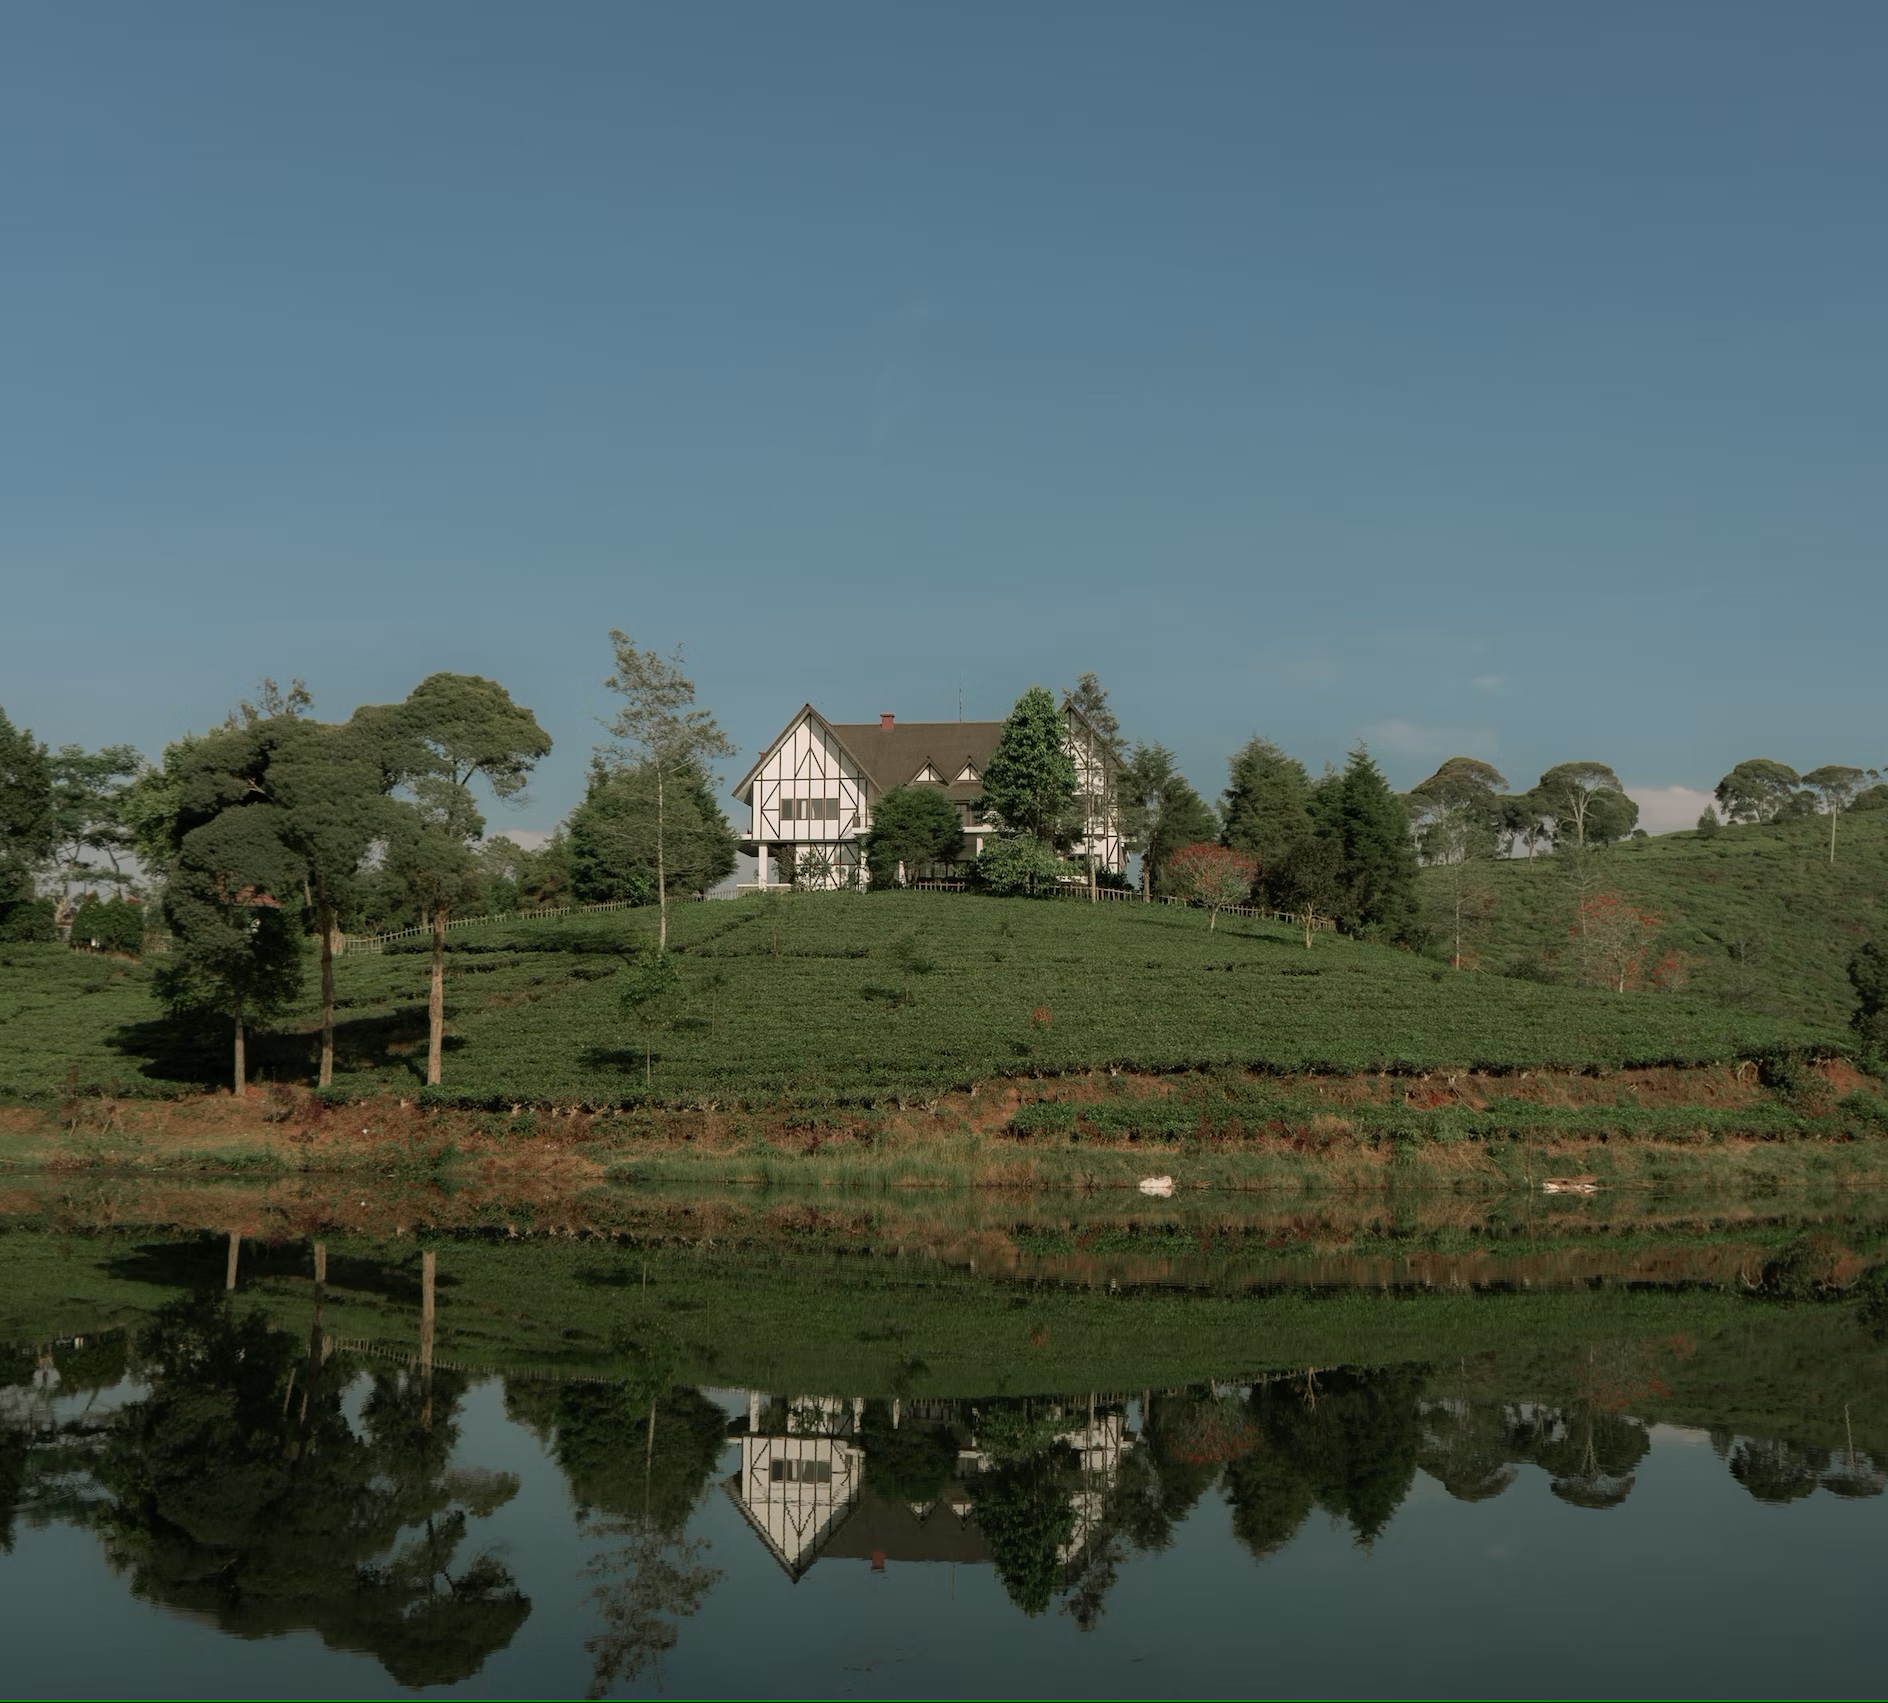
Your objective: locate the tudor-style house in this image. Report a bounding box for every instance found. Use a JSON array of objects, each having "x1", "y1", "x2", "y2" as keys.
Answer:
[{"x1": 733, "y1": 701, "x2": 1124, "y2": 889}]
